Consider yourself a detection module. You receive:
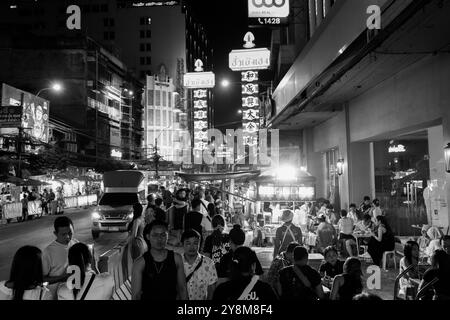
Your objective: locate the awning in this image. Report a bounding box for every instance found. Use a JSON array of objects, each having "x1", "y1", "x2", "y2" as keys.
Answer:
[
  {"x1": 253, "y1": 168, "x2": 316, "y2": 184},
  {"x1": 0, "y1": 175, "x2": 51, "y2": 186},
  {"x1": 175, "y1": 170, "x2": 261, "y2": 182}
]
